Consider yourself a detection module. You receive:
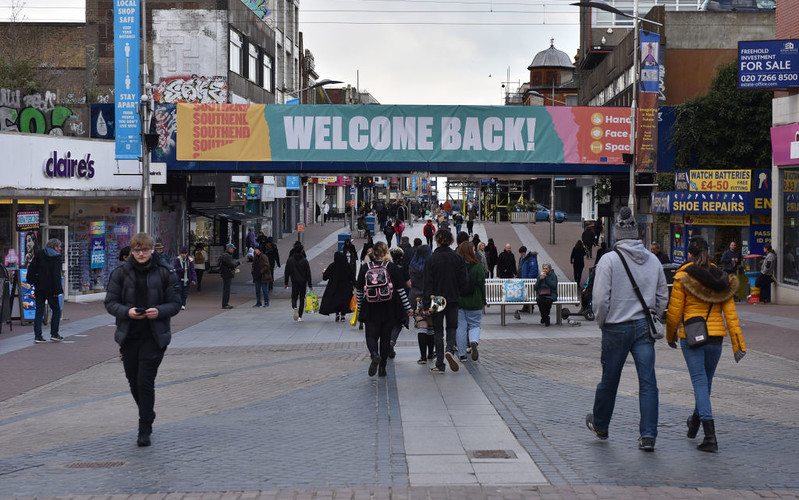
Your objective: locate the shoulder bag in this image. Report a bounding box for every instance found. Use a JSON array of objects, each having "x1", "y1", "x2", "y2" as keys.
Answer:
[
  {"x1": 614, "y1": 250, "x2": 664, "y2": 340},
  {"x1": 683, "y1": 304, "x2": 713, "y2": 348}
]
